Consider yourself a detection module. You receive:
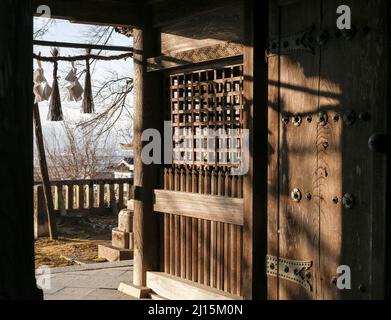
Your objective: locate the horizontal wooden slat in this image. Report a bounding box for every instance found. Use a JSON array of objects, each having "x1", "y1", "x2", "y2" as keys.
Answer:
[{"x1": 153, "y1": 190, "x2": 244, "y2": 225}]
